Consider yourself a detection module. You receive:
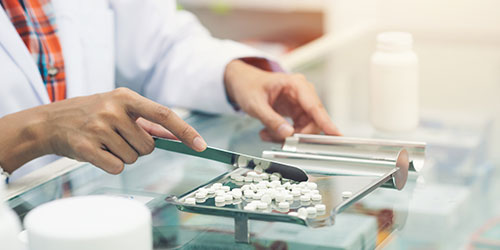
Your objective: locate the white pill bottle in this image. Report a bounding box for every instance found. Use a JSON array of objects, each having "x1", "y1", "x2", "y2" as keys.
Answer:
[{"x1": 370, "y1": 32, "x2": 419, "y2": 132}]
